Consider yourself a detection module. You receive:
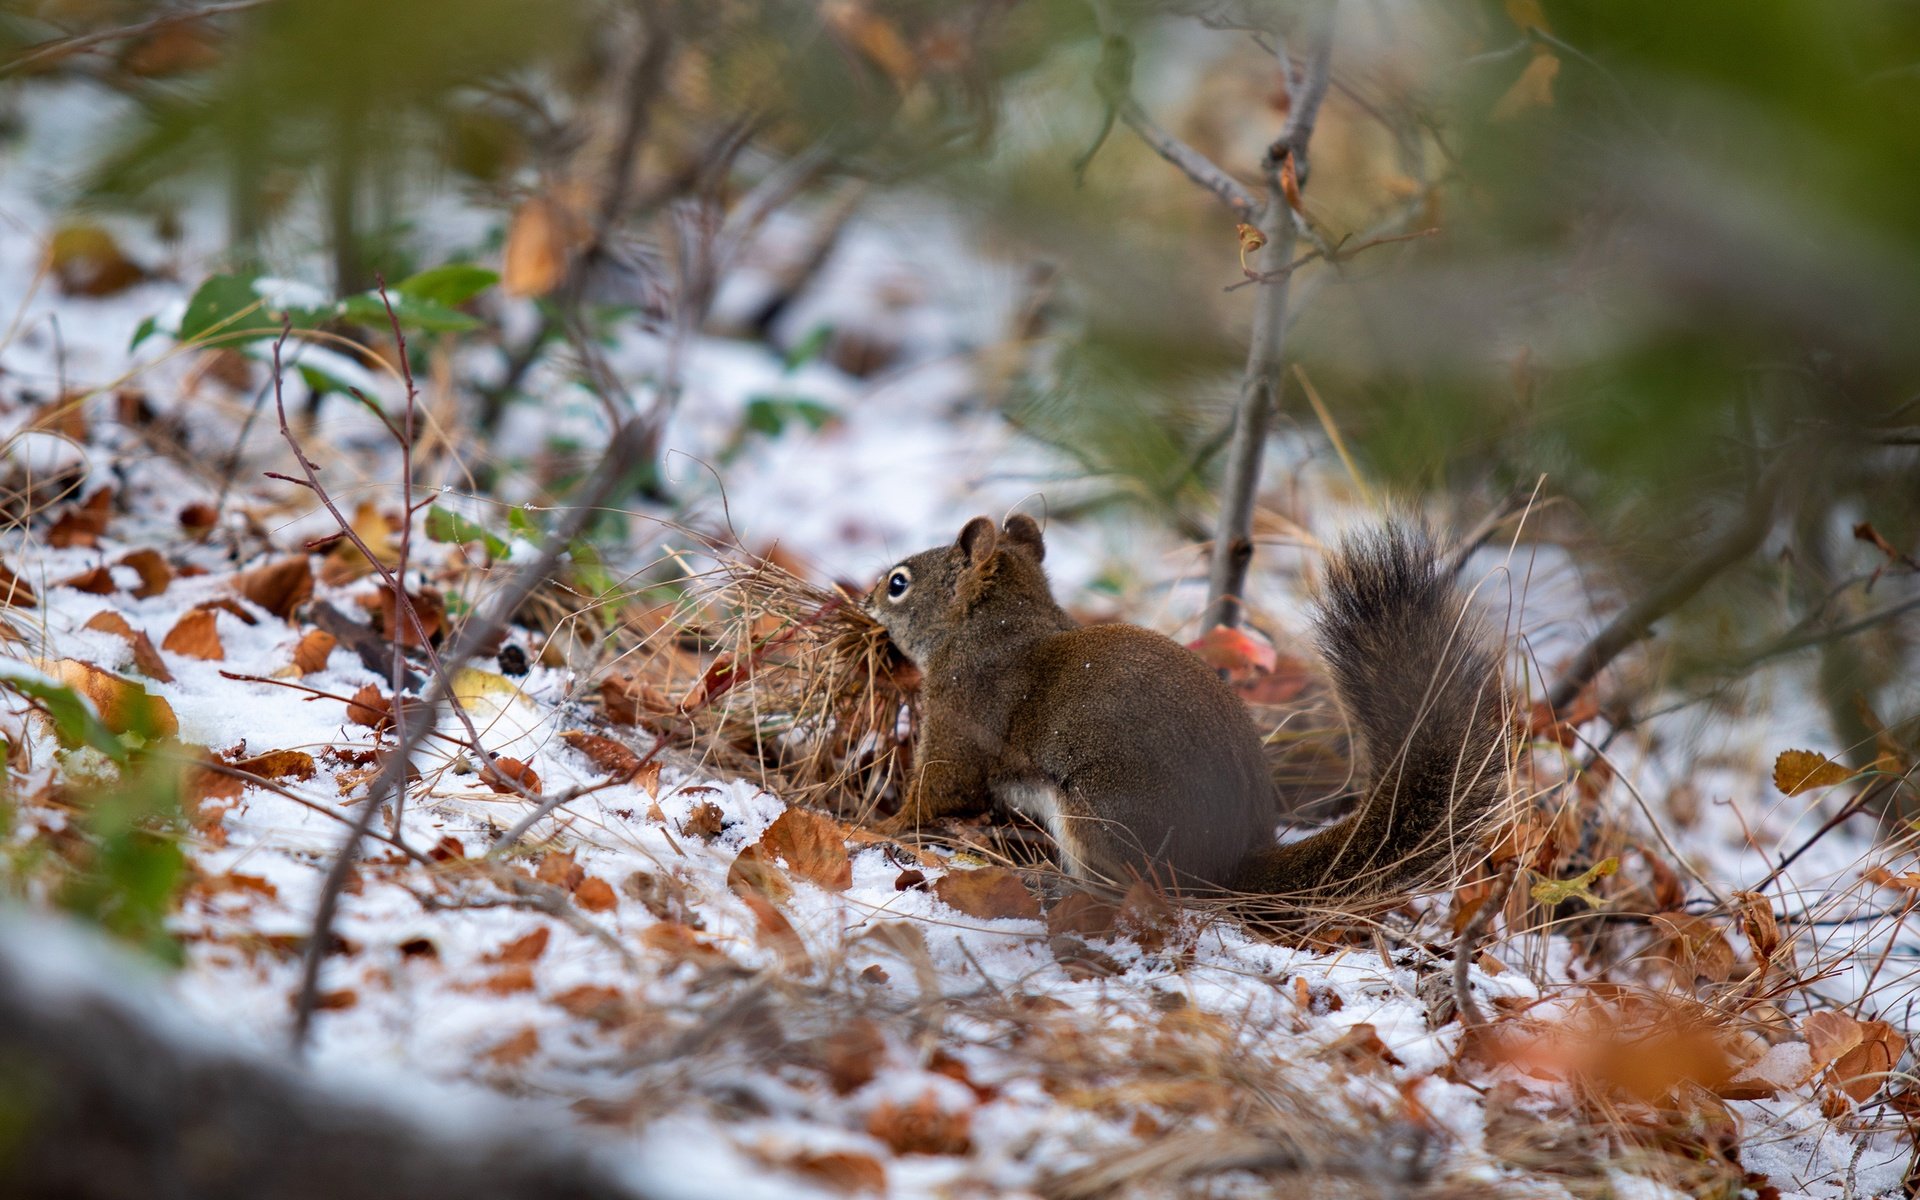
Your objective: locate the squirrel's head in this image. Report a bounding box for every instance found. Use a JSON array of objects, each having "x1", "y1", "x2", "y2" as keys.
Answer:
[{"x1": 866, "y1": 514, "x2": 1050, "y2": 666}]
